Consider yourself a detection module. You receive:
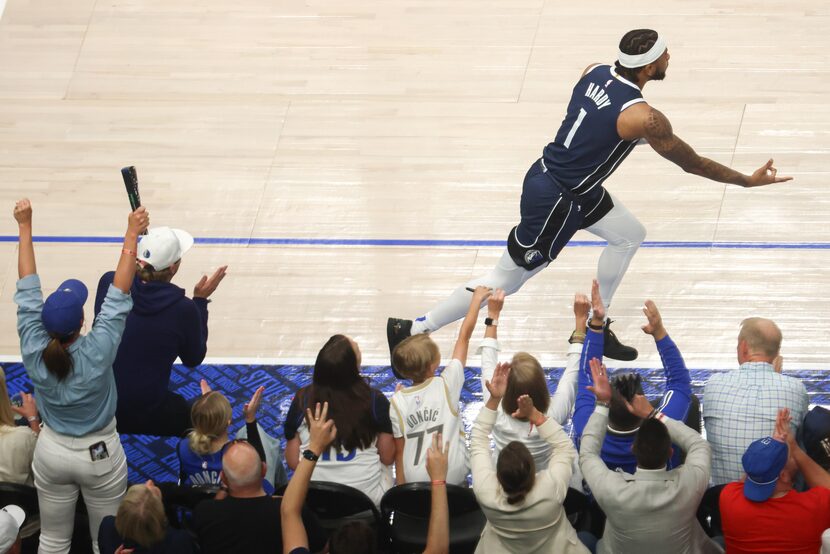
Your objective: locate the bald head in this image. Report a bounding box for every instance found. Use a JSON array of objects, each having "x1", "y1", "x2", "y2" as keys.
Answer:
[
  {"x1": 222, "y1": 442, "x2": 264, "y2": 491},
  {"x1": 738, "y1": 318, "x2": 782, "y2": 362}
]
